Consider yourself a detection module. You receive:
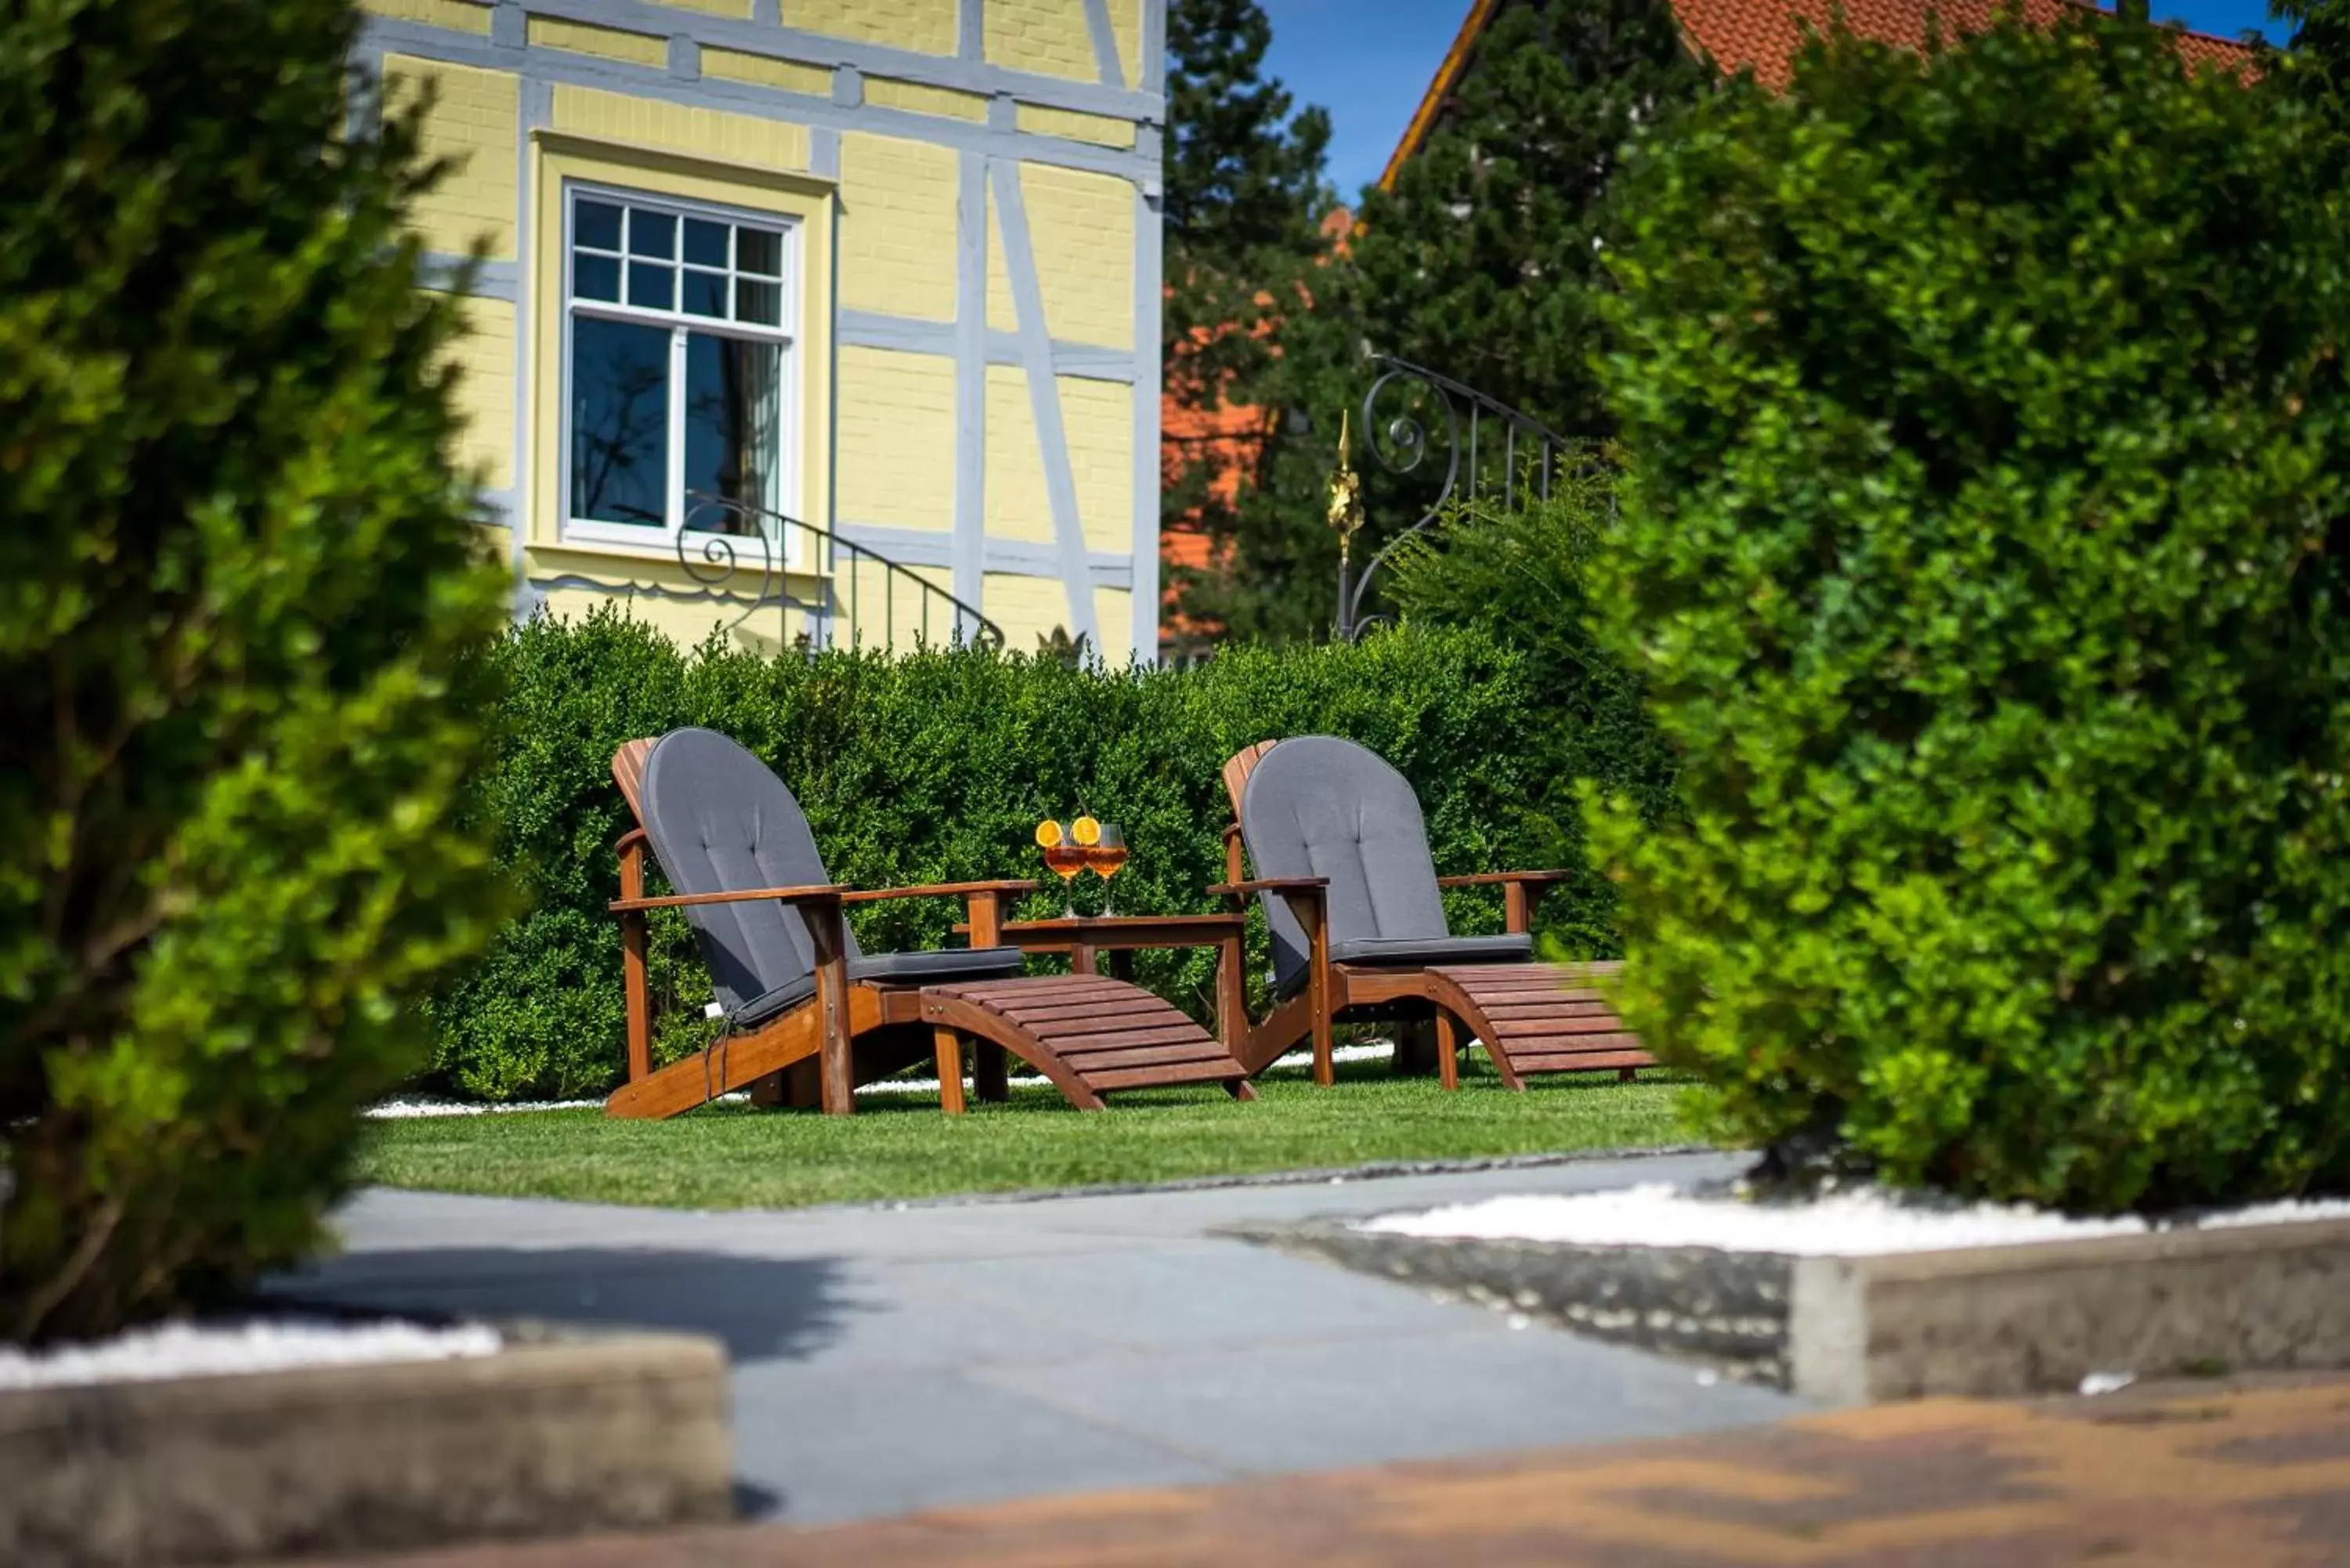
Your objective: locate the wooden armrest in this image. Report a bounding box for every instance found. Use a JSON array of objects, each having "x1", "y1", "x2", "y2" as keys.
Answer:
[
  {"x1": 1207, "y1": 877, "x2": 1329, "y2": 898},
  {"x1": 615, "y1": 827, "x2": 649, "y2": 853},
  {"x1": 609, "y1": 883, "x2": 849, "y2": 912},
  {"x1": 1436, "y1": 870, "x2": 1574, "y2": 888},
  {"x1": 839, "y1": 880, "x2": 1038, "y2": 905}
]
